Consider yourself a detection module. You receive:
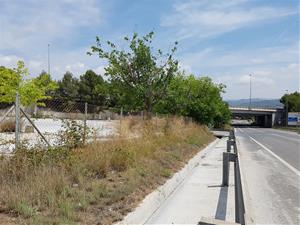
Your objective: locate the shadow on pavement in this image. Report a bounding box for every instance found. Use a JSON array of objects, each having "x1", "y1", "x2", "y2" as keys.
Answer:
[{"x1": 214, "y1": 186, "x2": 228, "y2": 220}]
